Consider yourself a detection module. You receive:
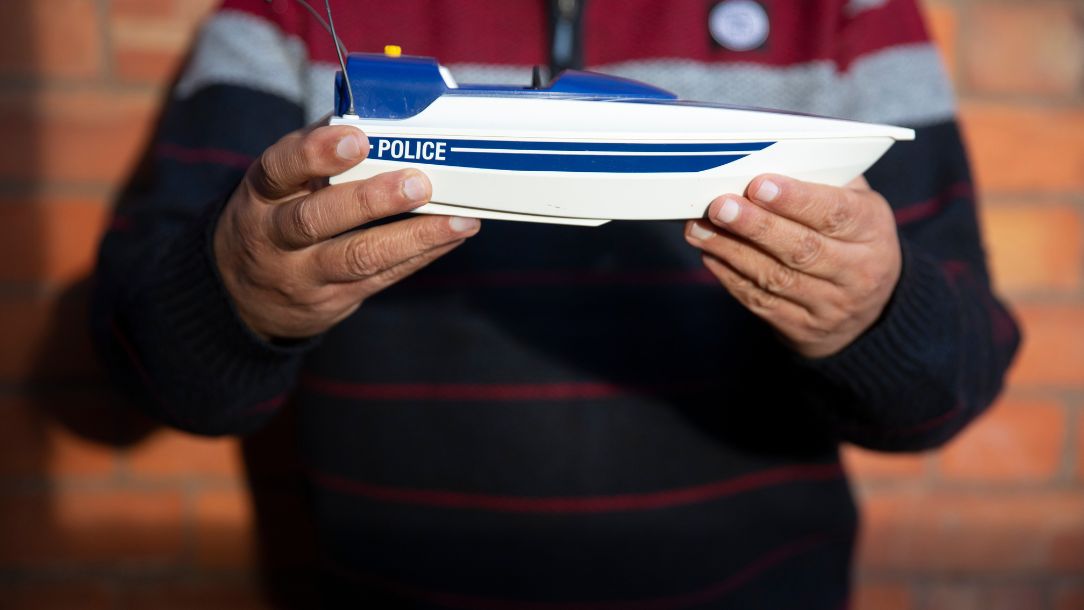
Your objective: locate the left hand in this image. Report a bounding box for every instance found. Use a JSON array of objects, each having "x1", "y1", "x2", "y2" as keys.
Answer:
[{"x1": 684, "y1": 174, "x2": 902, "y2": 359}]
